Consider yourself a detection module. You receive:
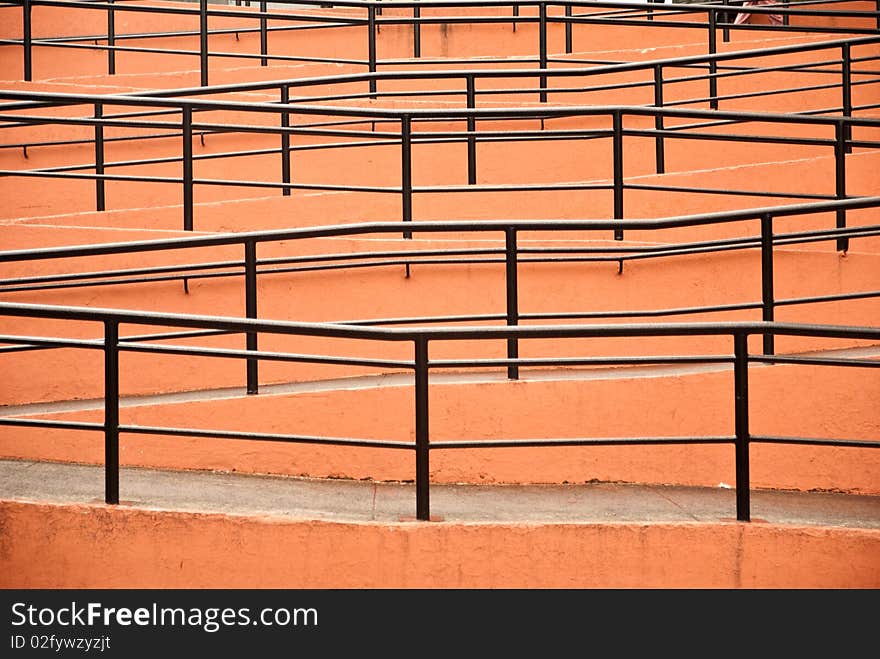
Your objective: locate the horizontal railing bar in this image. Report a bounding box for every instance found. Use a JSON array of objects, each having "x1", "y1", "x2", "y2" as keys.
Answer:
[
  {"x1": 0, "y1": 270, "x2": 243, "y2": 294},
  {"x1": 0, "y1": 113, "x2": 402, "y2": 140},
  {"x1": 0, "y1": 169, "x2": 184, "y2": 184},
  {"x1": 408, "y1": 322, "x2": 880, "y2": 342},
  {"x1": 0, "y1": 334, "x2": 104, "y2": 350},
  {"x1": 119, "y1": 424, "x2": 414, "y2": 450},
  {"x1": 0, "y1": 418, "x2": 105, "y2": 431},
  {"x1": 750, "y1": 435, "x2": 880, "y2": 448},
  {"x1": 624, "y1": 184, "x2": 834, "y2": 202},
  {"x1": 428, "y1": 355, "x2": 734, "y2": 369},
  {"x1": 16, "y1": 21, "x2": 360, "y2": 46},
  {"x1": 0, "y1": 113, "x2": 183, "y2": 130},
  {"x1": 560, "y1": 19, "x2": 879, "y2": 37},
  {"x1": 0, "y1": 261, "x2": 242, "y2": 289},
  {"x1": 618, "y1": 227, "x2": 880, "y2": 262},
  {"x1": 749, "y1": 355, "x2": 880, "y2": 368},
  {"x1": 520, "y1": 301, "x2": 761, "y2": 319},
  {"x1": 339, "y1": 313, "x2": 506, "y2": 327},
  {"x1": 430, "y1": 435, "x2": 735, "y2": 449},
  {"x1": 775, "y1": 290, "x2": 880, "y2": 307},
  {"x1": 411, "y1": 182, "x2": 612, "y2": 193},
  {"x1": 117, "y1": 341, "x2": 415, "y2": 370},
  {"x1": 619, "y1": 128, "x2": 838, "y2": 149},
  {"x1": 193, "y1": 178, "x2": 399, "y2": 194},
  {"x1": 245, "y1": 257, "x2": 504, "y2": 278}
]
